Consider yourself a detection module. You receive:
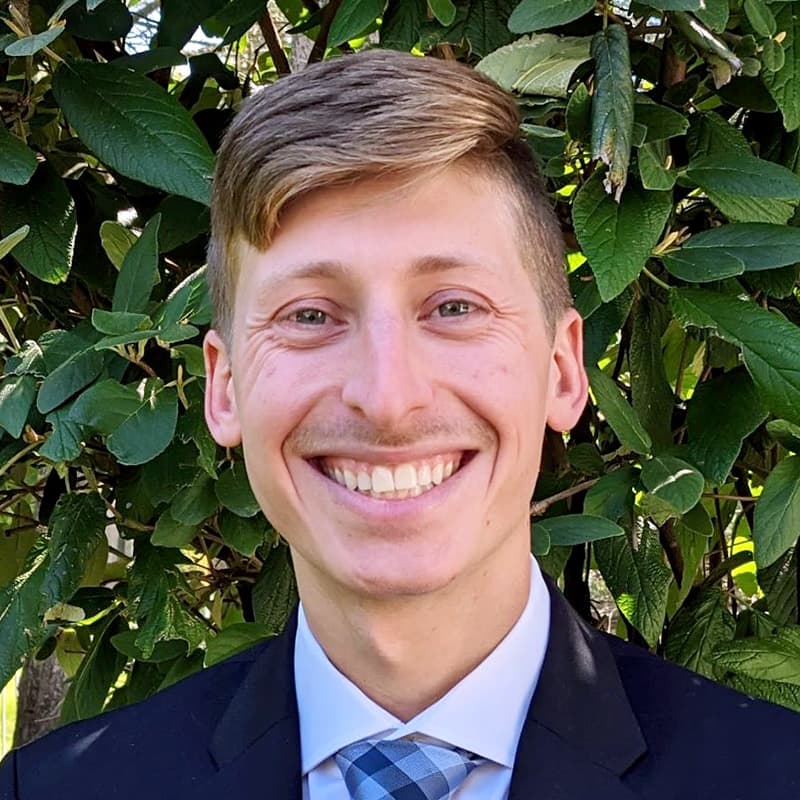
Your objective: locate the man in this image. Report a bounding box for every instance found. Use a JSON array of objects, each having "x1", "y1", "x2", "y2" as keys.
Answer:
[{"x1": 2, "y1": 48, "x2": 800, "y2": 800}]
